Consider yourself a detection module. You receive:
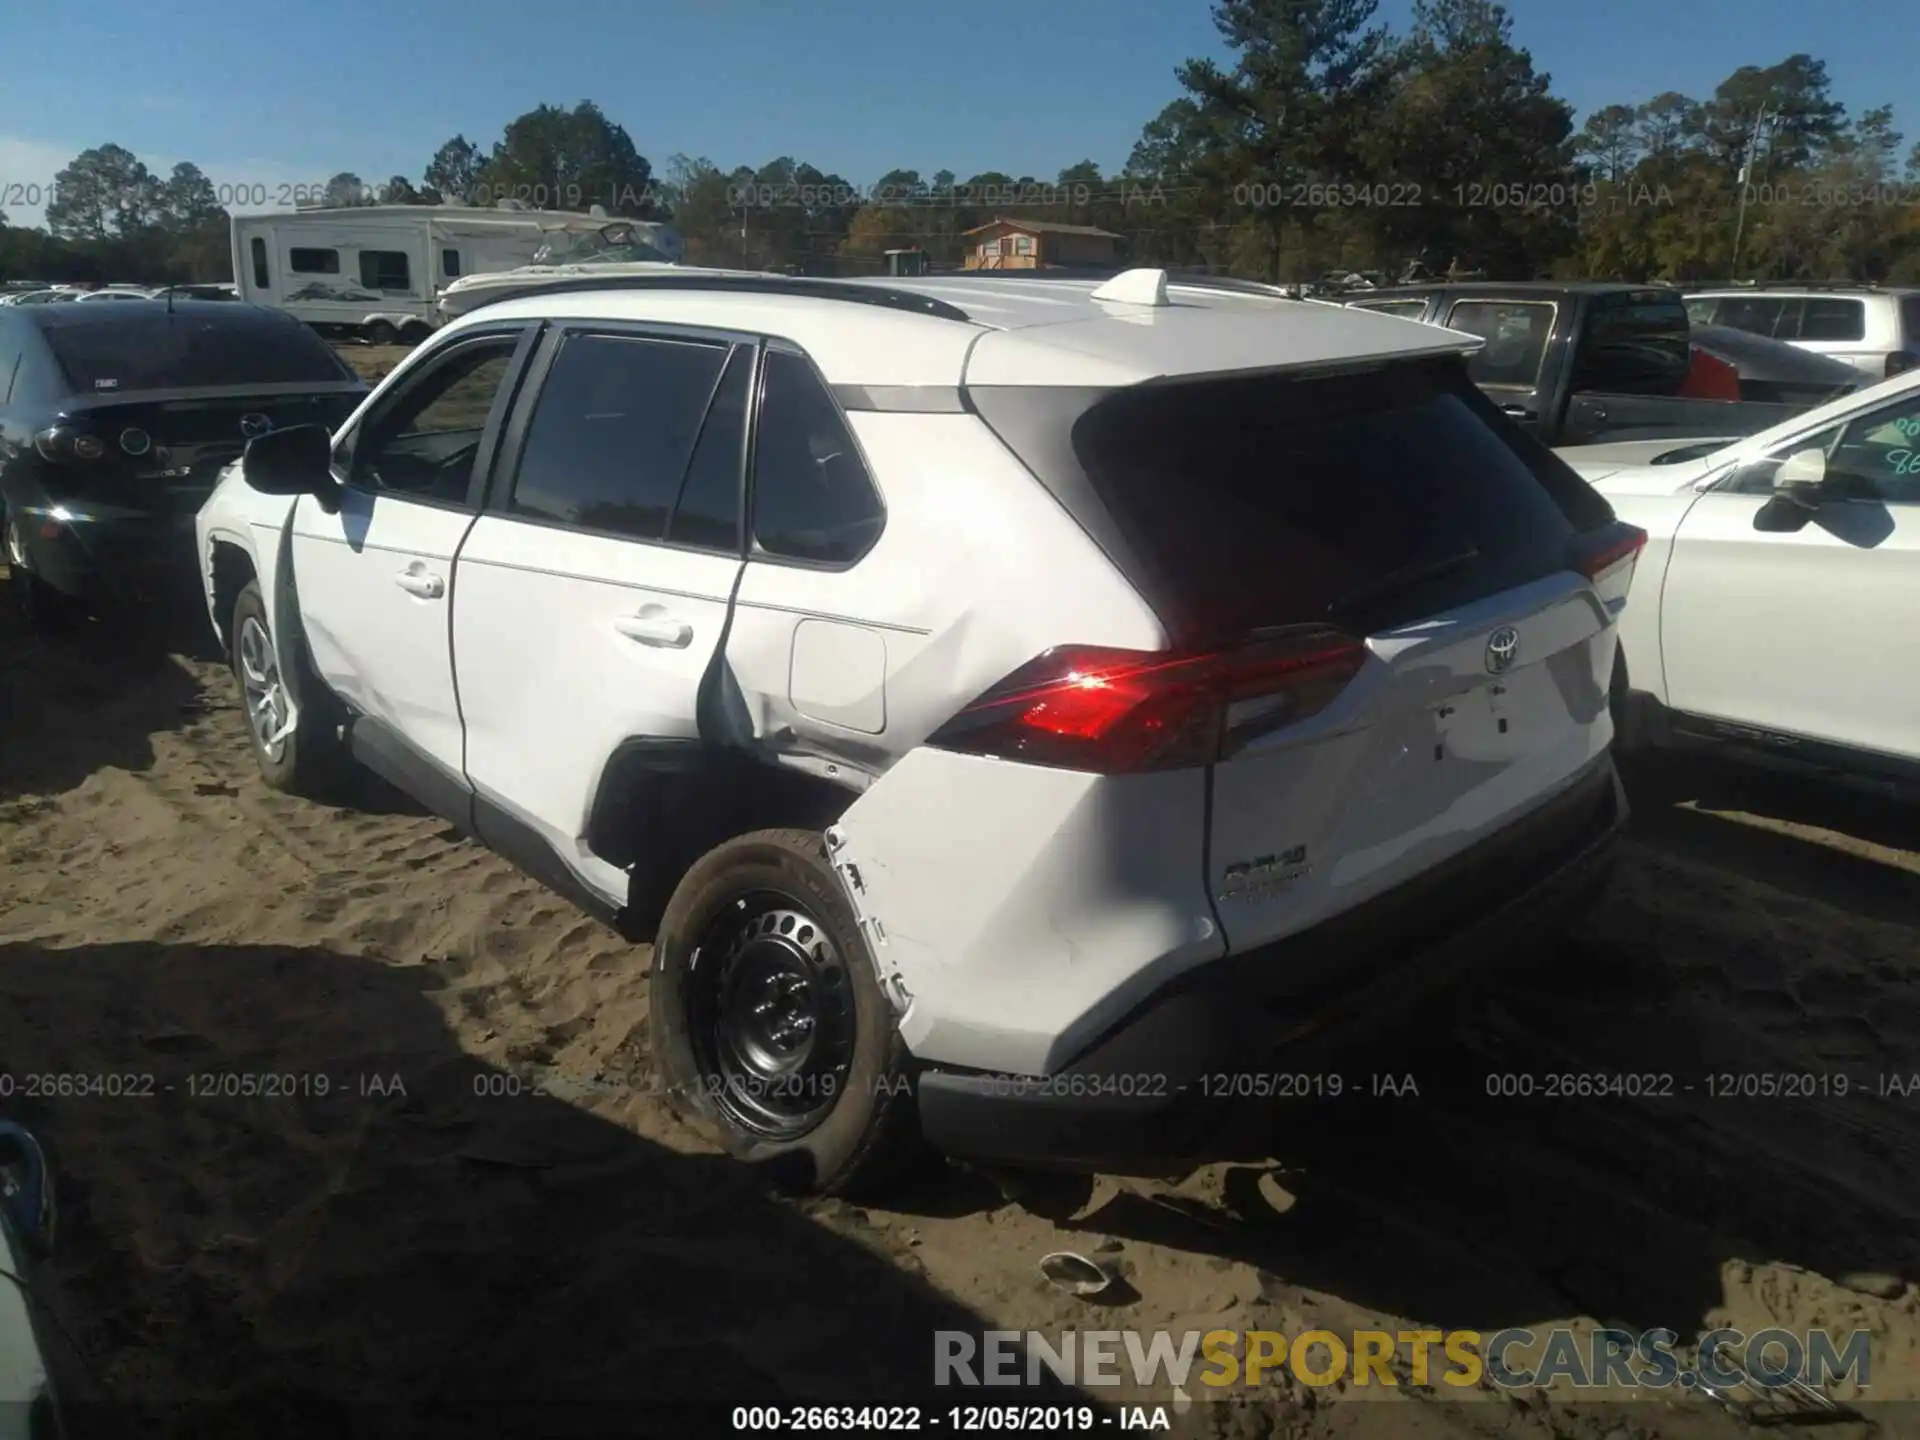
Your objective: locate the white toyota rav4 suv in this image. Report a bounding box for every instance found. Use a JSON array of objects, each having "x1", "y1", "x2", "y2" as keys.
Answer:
[{"x1": 195, "y1": 267, "x2": 1639, "y2": 1192}]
